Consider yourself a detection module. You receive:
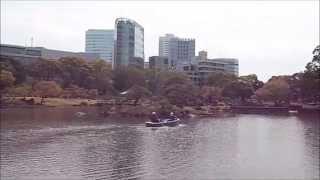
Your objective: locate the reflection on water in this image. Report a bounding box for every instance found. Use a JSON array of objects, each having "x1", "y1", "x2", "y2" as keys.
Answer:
[{"x1": 1, "y1": 107, "x2": 319, "y2": 179}]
